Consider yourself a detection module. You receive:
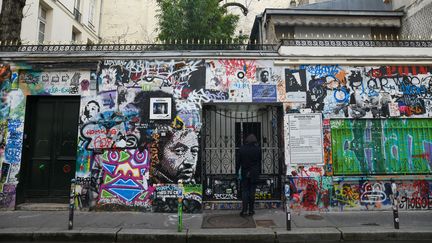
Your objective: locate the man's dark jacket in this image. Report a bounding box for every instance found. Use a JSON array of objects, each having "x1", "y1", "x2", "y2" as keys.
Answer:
[{"x1": 236, "y1": 143, "x2": 262, "y2": 180}]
